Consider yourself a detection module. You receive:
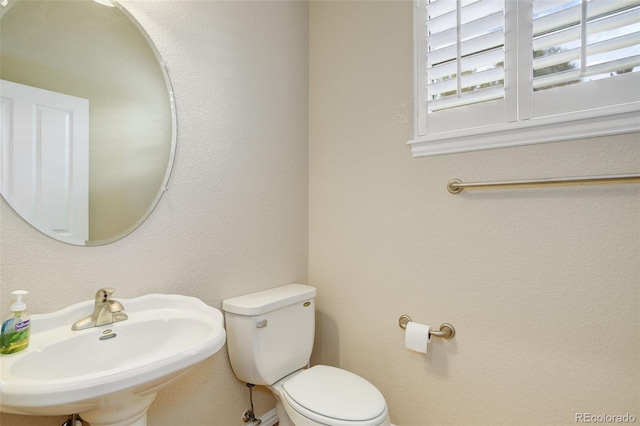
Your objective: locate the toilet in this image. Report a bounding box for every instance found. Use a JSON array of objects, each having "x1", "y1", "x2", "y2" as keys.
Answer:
[{"x1": 222, "y1": 284, "x2": 391, "y2": 426}]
